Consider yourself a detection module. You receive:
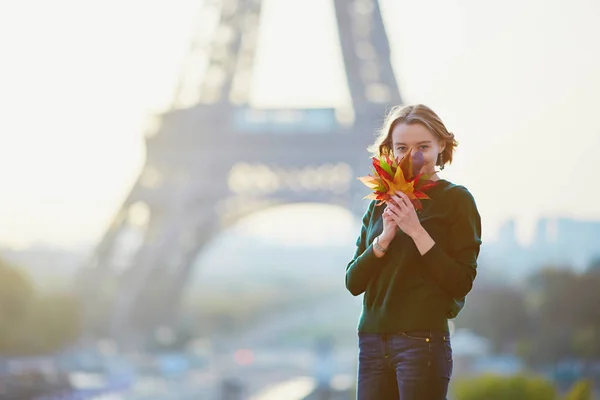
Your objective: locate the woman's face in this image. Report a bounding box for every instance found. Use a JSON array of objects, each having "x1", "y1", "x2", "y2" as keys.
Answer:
[{"x1": 391, "y1": 122, "x2": 445, "y2": 176}]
